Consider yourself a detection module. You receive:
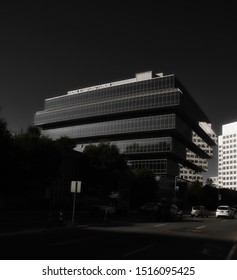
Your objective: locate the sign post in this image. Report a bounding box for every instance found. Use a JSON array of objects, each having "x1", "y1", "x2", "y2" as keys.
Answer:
[{"x1": 71, "y1": 181, "x2": 81, "y2": 225}]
